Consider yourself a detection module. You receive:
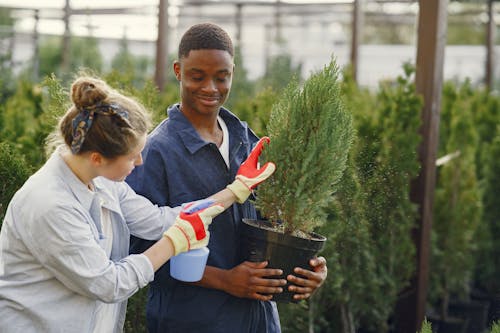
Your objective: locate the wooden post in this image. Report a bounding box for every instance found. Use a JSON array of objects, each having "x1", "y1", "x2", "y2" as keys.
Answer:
[
  {"x1": 264, "y1": 23, "x2": 271, "y2": 74},
  {"x1": 61, "y1": 0, "x2": 71, "y2": 73},
  {"x1": 395, "y1": 1, "x2": 448, "y2": 332},
  {"x1": 155, "y1": 0, "x2": 169, "y2": 92},
  {"x1": 350, "y1": 0, "x2": 362, "y2": 83},
  {"x1": 274, "y1": 0, "x2": 283, "y2": 44},
  {"x1": 486, "y1": 0, "x2": 496, "y2": 91},
  {"x1": 32, "y1": 9, "x2": 39, "y2": 82},
  {"x1": 235, "y1": 3, "x2": 243, "y2": 50}
]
